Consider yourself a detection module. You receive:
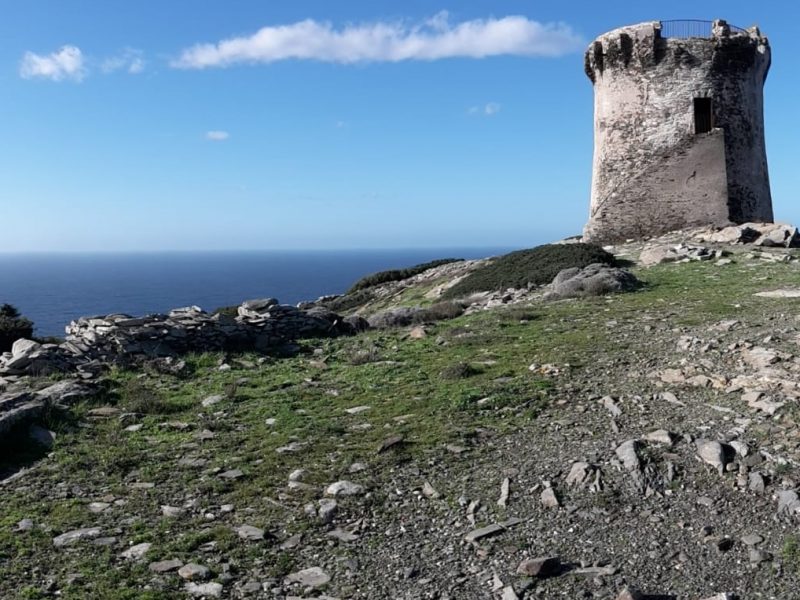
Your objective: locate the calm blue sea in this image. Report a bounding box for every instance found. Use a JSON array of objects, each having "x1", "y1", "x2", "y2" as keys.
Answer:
[{"x1": 0, "y1": 248, "x2": 515, "y2": 338}]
